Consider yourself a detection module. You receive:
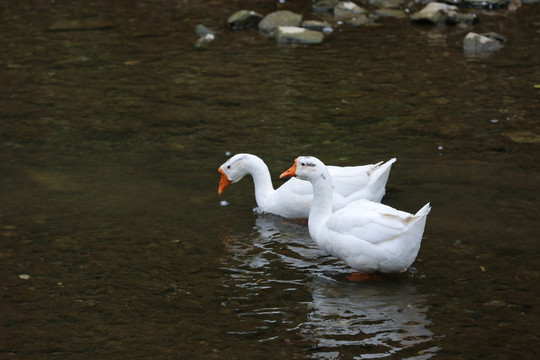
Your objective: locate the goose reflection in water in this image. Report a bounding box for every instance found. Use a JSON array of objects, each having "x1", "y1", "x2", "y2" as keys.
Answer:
[
  {"x1": 303, "y1": 278, "x2": 439, "y2": 359},
  {"x1": 220, "y1": 214, "x2": 439, "y2": 359}
]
